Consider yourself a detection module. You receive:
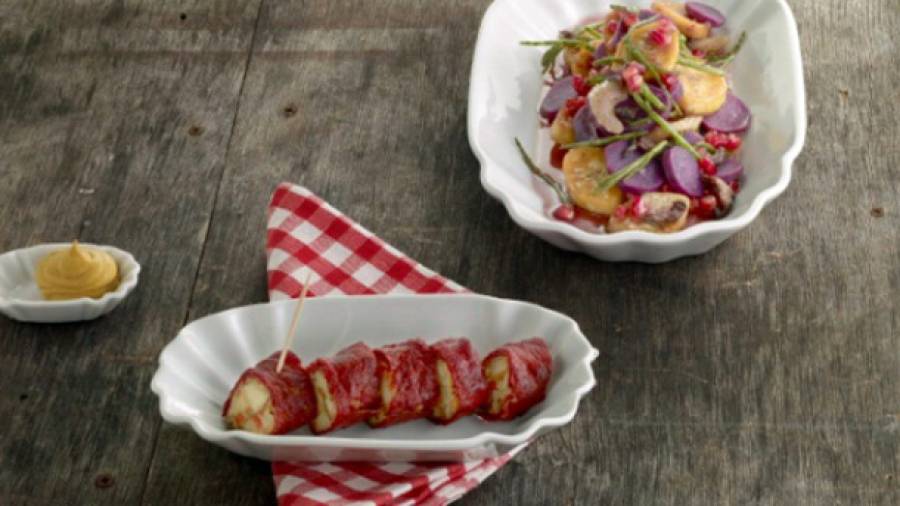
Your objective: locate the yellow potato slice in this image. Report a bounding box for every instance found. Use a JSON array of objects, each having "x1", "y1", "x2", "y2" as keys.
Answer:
[
  {"x1": 550, "y1": 109, "x2": 576, "y2": 145},
  {"x1": 564, "y1": 47, "x2": 593, "y2": 77},
  {"x1": 484, "y1": 356, "x2": 511, "y2": 416},
  {"x1": 223, "y1": 377, "x2": 276, "y2": 434},
  {"x1": 652, "y1": 2, "x2": 711, "y2": 39},
  {"x1": 433, "y1": 359, "x2": 459, "y2": 421},
  {"x1": 562, "y1": 147, "x2": 624, "y2": 215},
  {"x1": 674, "y1": 64, "x2": 727, "y2": 116},
  {"x1": 310, "y1": 370, "x2": 337, "y2": 433},
  {"x1": 615, "y1": 19, "x2": 679, "y2": 72}
]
